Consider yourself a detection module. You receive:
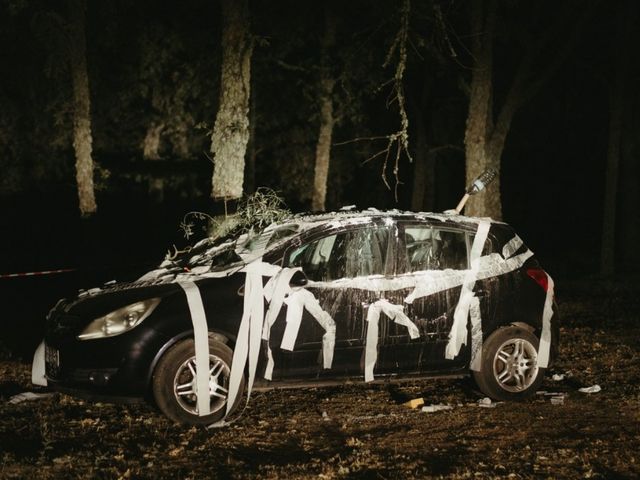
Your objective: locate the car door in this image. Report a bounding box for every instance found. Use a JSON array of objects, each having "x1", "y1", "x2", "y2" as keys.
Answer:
[
  {"x1": 265, "y1": 222, "x2": 393, "y2": 380},
  {"x1": 381, "y1": 221, "x2": 472, "y2": 373}
]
